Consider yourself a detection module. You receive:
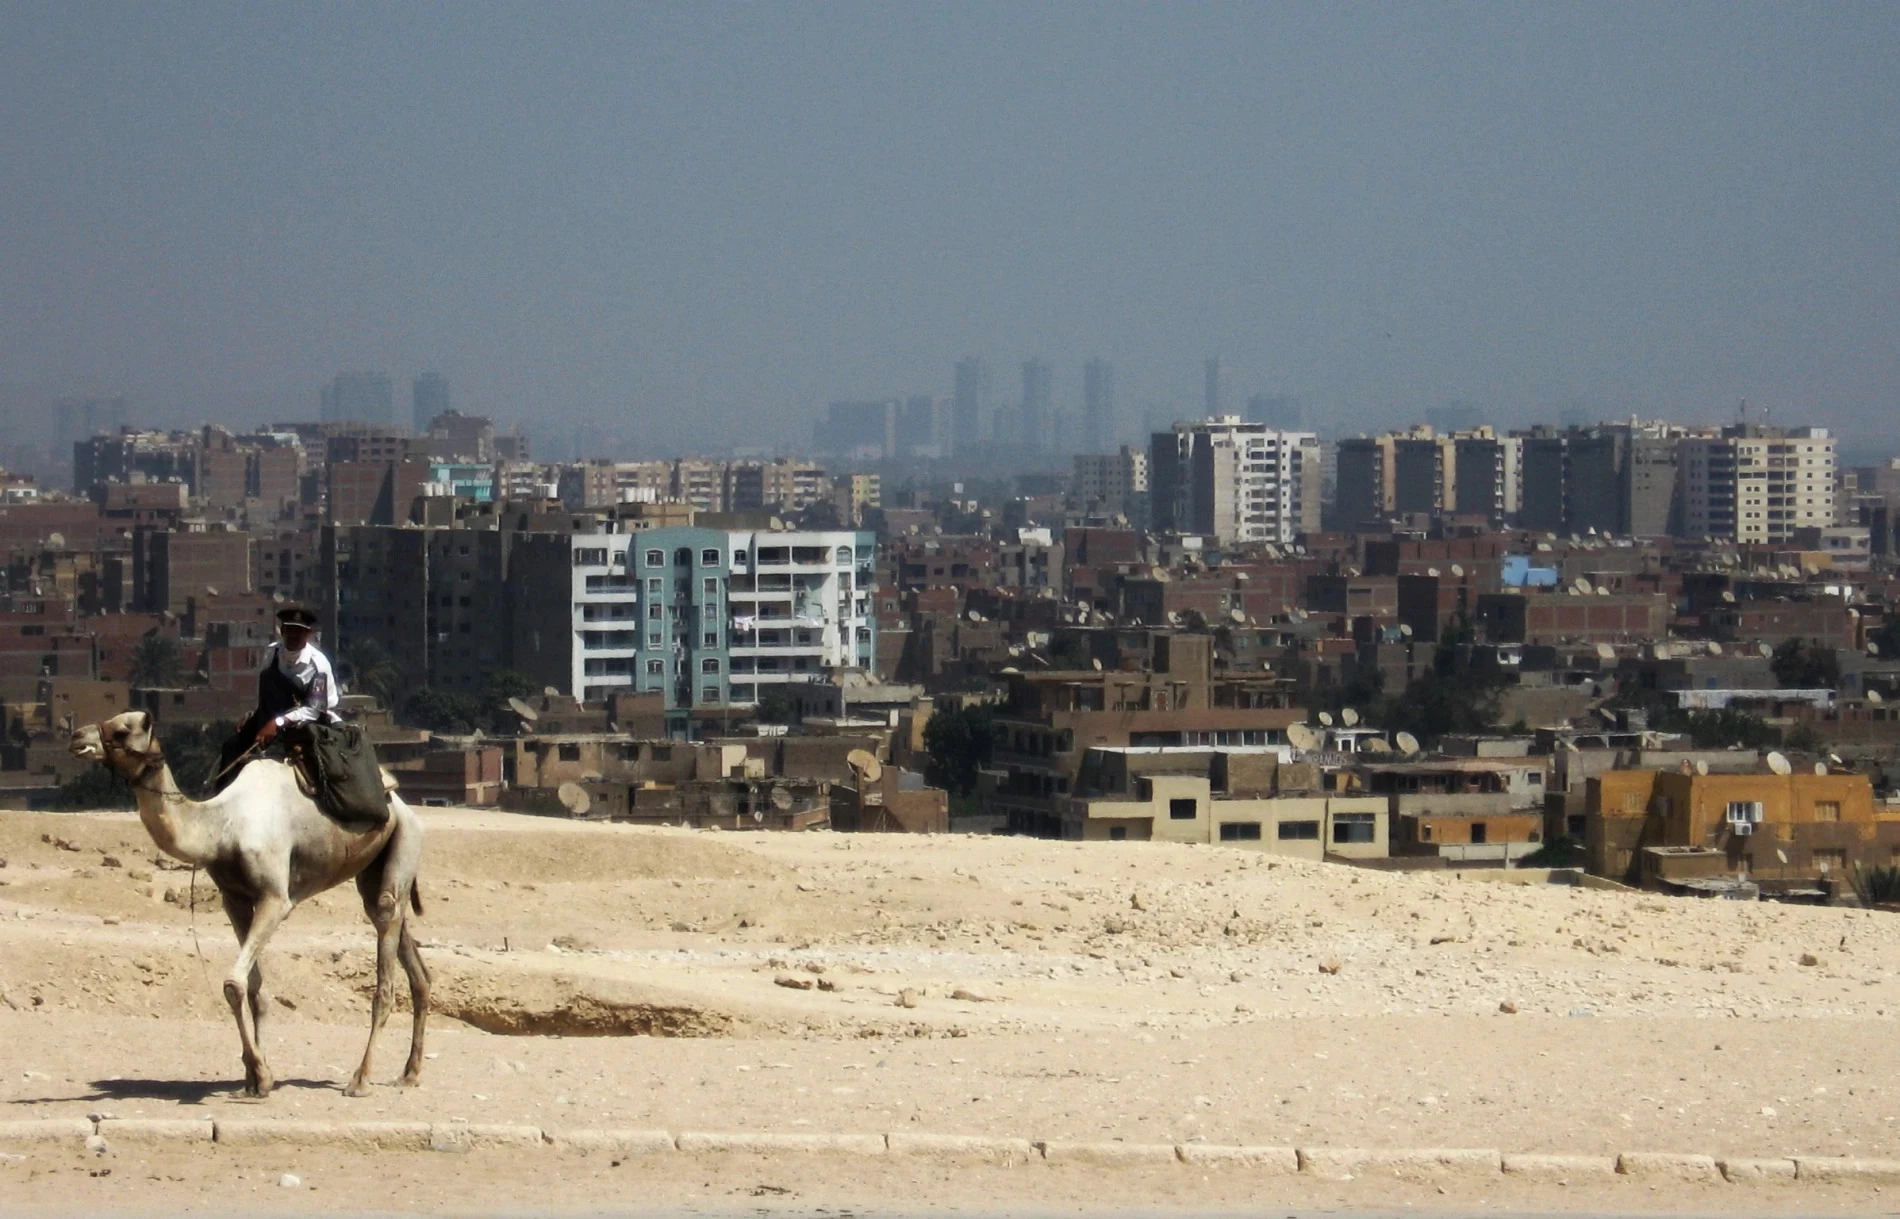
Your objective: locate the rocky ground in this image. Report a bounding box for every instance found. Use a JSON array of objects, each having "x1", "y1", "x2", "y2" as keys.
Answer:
[{"x1": 4, "y1": 805, "x2": 1900, "y2": 1214}]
